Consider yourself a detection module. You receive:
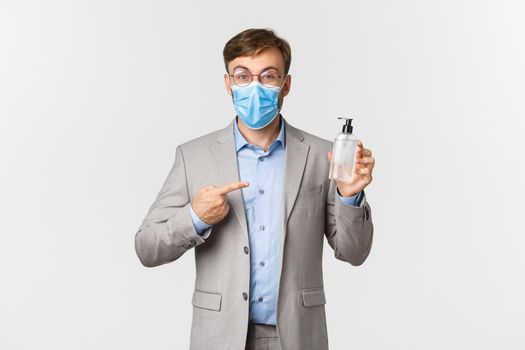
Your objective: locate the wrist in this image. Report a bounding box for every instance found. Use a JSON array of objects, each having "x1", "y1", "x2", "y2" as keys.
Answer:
[{"x1": 337, "y1": 187, "x2": 358, "y2": 197}]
